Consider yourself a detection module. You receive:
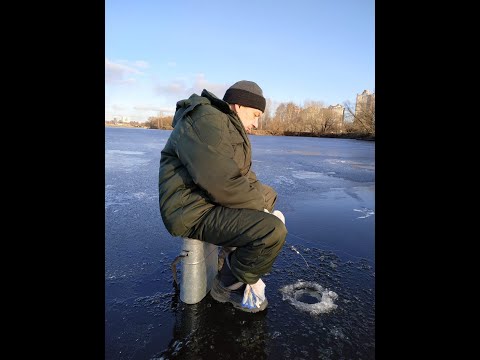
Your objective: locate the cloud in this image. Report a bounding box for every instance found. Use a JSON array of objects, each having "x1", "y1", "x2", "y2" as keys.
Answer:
[
  {"x1": 155, "y1": 79, "x2": 187, "y2": 96},
  {"x1": 105, "y1": 58, "x2": 143, "y2": 84},
  {"x1": 167, "y1": 61, "x2": 177, "y2": 67},
  {"x1": 134, "y1": 105, "x2": 174, "y2": 113},
  {"x1": 105, "y1": 102, "x2": 175, "y2": 122},
  {"x1": 111, "y1": 104, "x2": 129, "y2": 111},
  {"x1": 154, "y1": 74, "x2": 229, "y2": 100},
  {"x1": 188, "y1": 74, "x2": 229, "y2": 96},
  {"x1": 134, "y1": 60, "x2": 149, "y2": 68}
]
